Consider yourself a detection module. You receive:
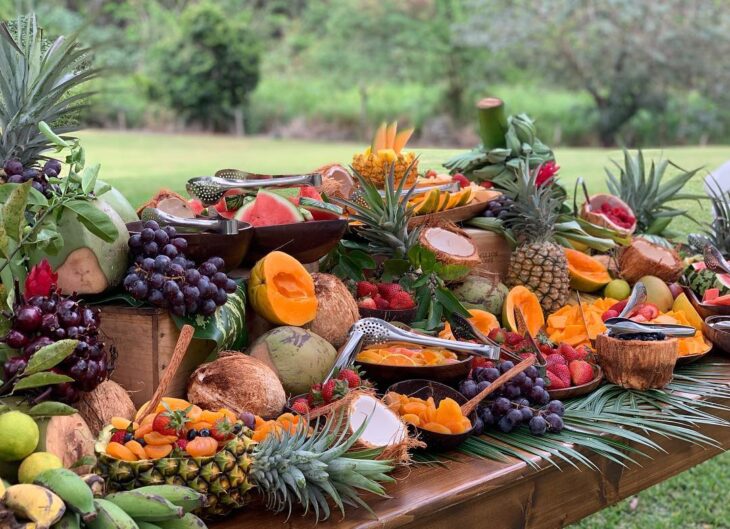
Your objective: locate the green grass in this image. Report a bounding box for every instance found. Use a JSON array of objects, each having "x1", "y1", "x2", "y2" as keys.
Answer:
[{"x1": 76, "y1": 130, "x2": 729, "y2": 527}]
